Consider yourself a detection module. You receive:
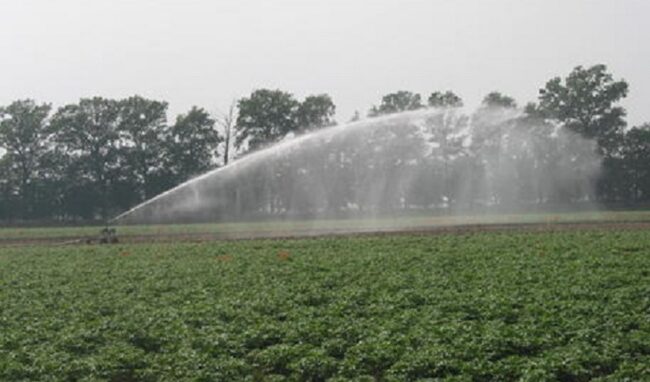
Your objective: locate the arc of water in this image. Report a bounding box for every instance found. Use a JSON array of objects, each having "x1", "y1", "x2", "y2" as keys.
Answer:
[{"x1": 110, "y1": 108, "x2": 443, "y2": 223}]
